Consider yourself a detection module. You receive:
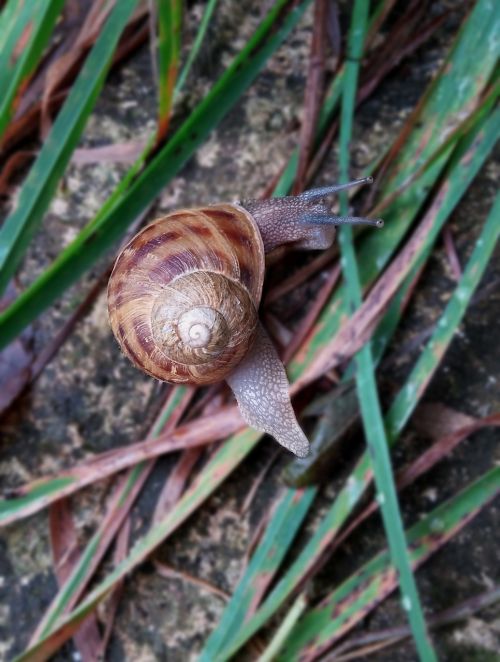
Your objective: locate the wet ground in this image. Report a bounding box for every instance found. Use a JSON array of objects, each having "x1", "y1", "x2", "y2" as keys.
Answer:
[{"x1": 0, "y1": 1, "x2": 499, "y2": 660}]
